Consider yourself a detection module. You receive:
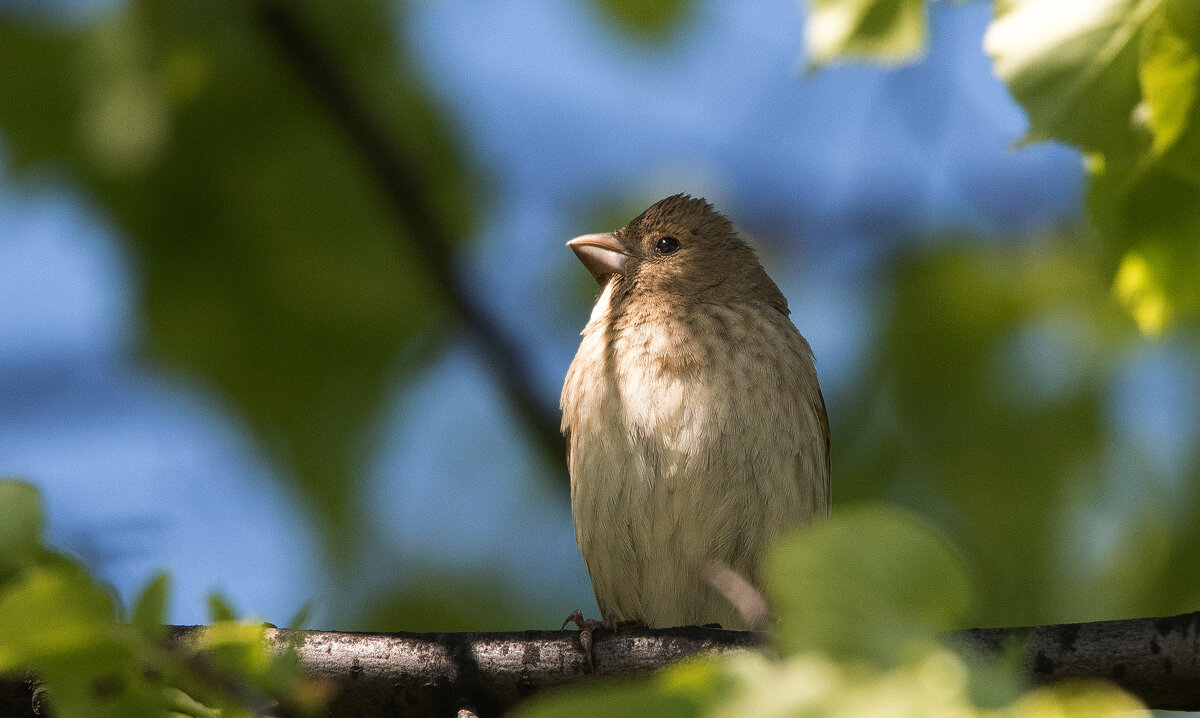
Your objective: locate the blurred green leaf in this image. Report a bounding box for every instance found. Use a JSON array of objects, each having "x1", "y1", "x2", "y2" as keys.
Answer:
[
  {"x1": 592, "y1": 0, "x2": 693, "y2": 41},
  {"x1": 765, "y1": 504, "x2": 971, "y2": 663},
  {"x1": 804, "y1": 0, "x2": 926, "y2": 67},
  {"x1": 0, "y1": 560, "x2": 171, "y2": 717},
  {"x1": 1101, "y1": 0, "x2": 1200, "y2": 331},
  {"x1": 960, "y1": 636, "x2": 1027, "y2": 709},
  {"x1": 1093, "y1": 161, "x2": 1200, "y2": 331},
  {"x1": 1140, "y1": 0, "x2": 1200, "y2": 162},
  {"x1": 0, "y1": 483, "x2": 326, "y2": 715},
  {"x1": 0, "y1": 0, "x2": 475, "y2": 563},
  {"x1": 1011, "y1": 683, "x2": 1149, "y2": 716},
  {"x1": 0, "y1": 480, "x2": 42, "y2": 580},
  {"x1": 131, "y1": 572, "x2": 170, "y2": 634},
  {"x1": 0, "y1": 562, "x2": 118, "y2": 671},
  {"x1": 207, "y1": 593, "x2": 237, "y2": 623}
]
